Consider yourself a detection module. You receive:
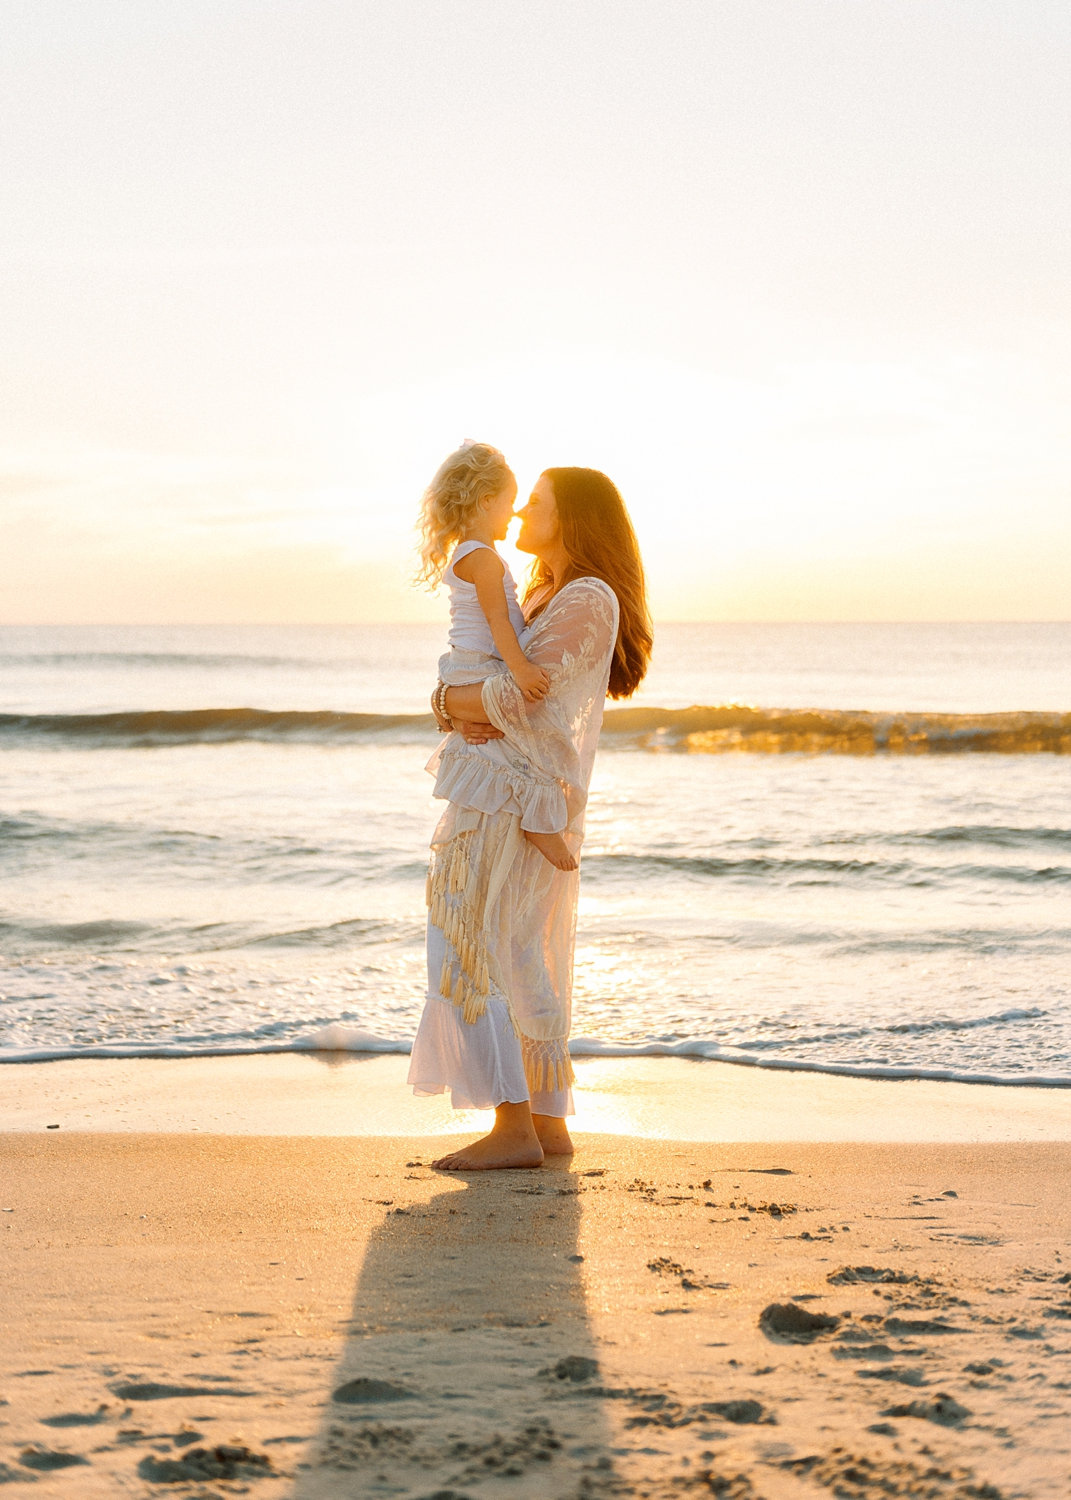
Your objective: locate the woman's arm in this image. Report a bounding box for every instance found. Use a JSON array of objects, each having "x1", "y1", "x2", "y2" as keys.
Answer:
[
  {"x1": 481, "y1": 578, "x2": 619, "y2": 785},
  {"x1": 436, "y1": 682, "x2": 504, "y2": 744},
  {"x1": 443, "y1": 683, "x2": 490, "y2": 721}
]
